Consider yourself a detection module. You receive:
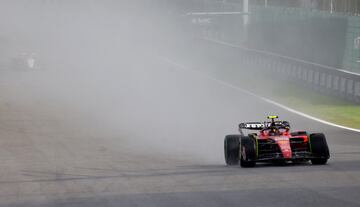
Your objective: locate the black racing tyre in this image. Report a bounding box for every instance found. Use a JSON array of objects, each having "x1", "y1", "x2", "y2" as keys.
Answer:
[
  {"x1": 224, "y1": 135, "x2": 240, "y2": 165},
  {"x1": 310, "y1": 133, "x2": 330, "y2": 165},
  {"x1": 240, "y1": 136, "x2": 256, "y2": 167}
]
